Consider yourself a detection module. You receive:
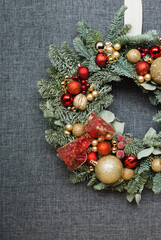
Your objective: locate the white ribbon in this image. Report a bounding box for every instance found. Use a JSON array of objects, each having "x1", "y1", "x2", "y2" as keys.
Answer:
[{"x1": 124, "y1": 0, "x2": 142, "y2": 36}]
